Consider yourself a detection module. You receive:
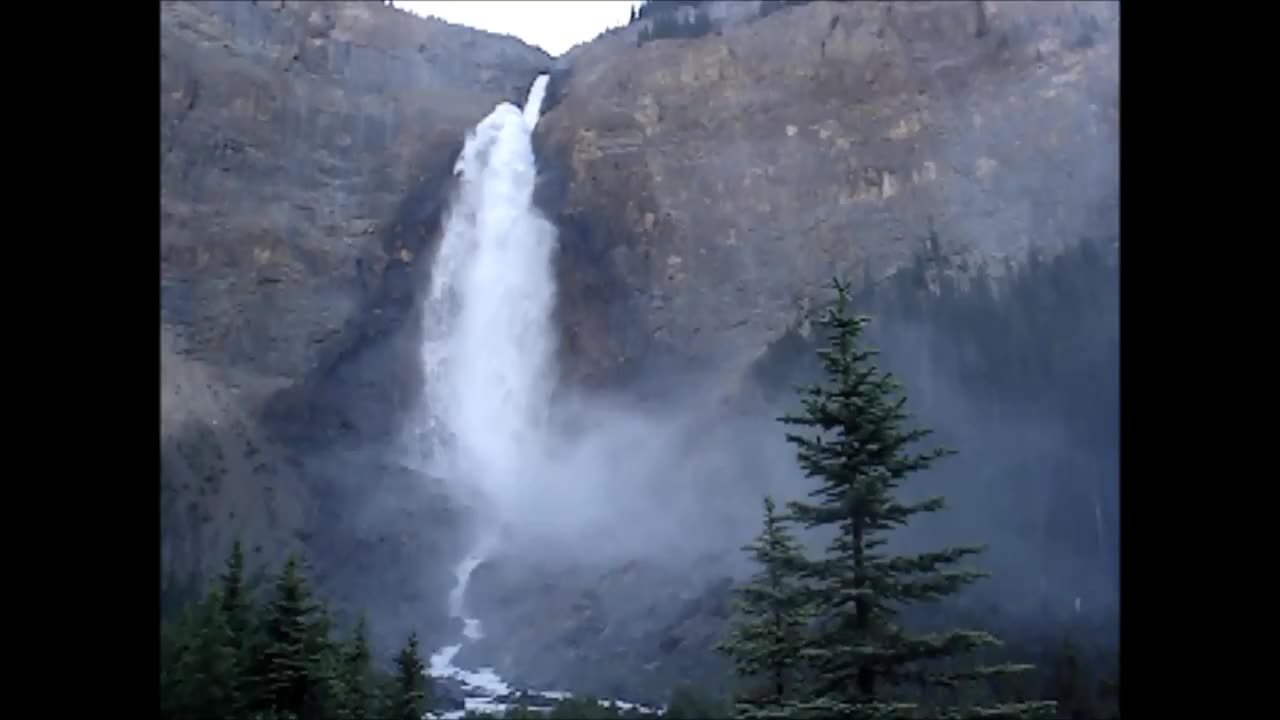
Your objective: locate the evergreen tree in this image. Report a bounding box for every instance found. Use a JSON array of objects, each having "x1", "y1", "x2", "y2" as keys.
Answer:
[
  {"x1": 161, "y1": 607, "x2": 196, "y2": 719},
  {"x1": 220, "y1": 539, "x2": 257, "y2": 714},
  {"x1": 257, "y1": 555, "x2": 322, "y2": 718},
  {"x1": 306, "y1": 638, "x2": 351, "y2": 720},
  {"x1": 779, "y1": 277, "x2": 1055, "y2": 719},
  {"x1": 387, "y1": 631, "x2": 431, "y2": 720},
  {"x1": 167, "y1": 589, "x2": 243, "y2": 720},
  {"x1": 717, "y1": 496, "x2": 812, "y2": 718},
  {"x1": 163, "y1": 548, "x2": 409, "y2": 720},
  {"x1": 301, "y1": 601, "x2": 354, "y2": 720},
  {"x1": 343, "y1": 614, "x2": 381, "y2": 719},
  {"x1": 220, "y1": 539, "x2": 253, "y2": 643}
]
